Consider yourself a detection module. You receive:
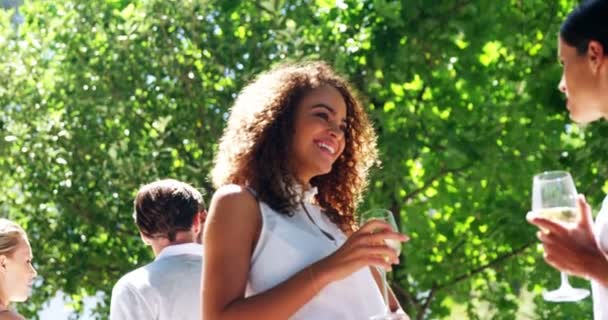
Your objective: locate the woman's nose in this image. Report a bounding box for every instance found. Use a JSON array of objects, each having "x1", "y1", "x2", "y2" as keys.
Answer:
[
  {"x1": 558, "y1": 74, "x2": 567, "y2": 93},
  {"x1": 328, "y1": 123, "x2": 344, "y2": 138}
]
